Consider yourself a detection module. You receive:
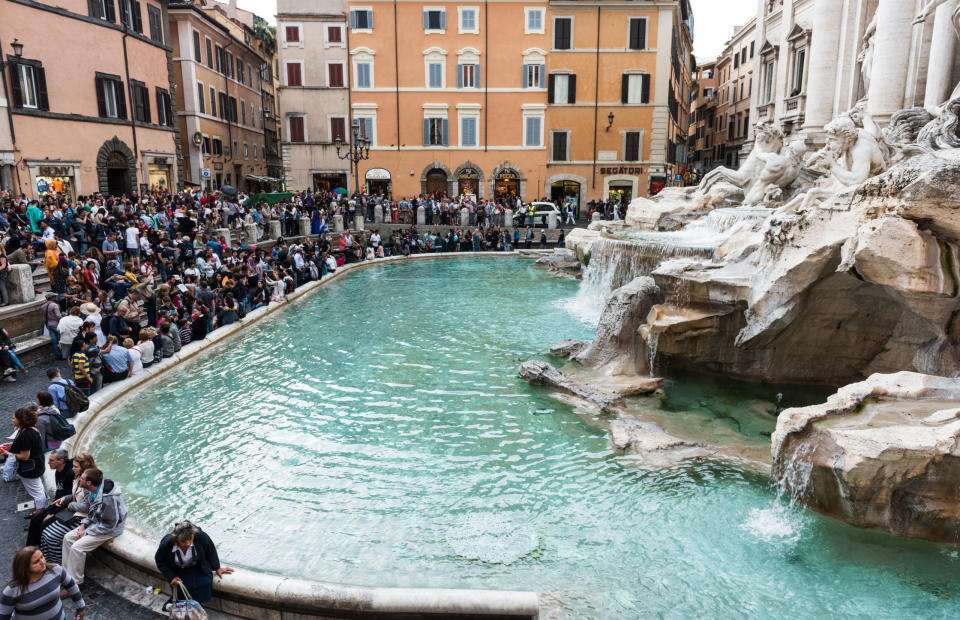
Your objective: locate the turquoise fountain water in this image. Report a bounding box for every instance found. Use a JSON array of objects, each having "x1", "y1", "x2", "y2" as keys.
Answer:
[{"x1": 92, "y1": 258, "x2": 960, "y2": 618}]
